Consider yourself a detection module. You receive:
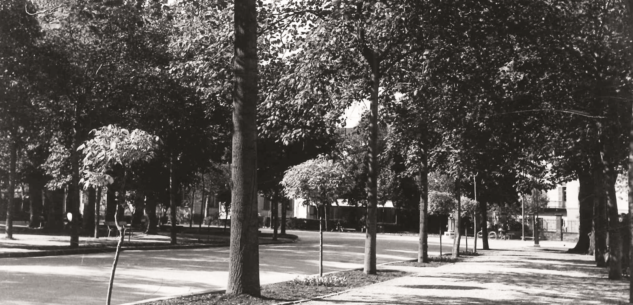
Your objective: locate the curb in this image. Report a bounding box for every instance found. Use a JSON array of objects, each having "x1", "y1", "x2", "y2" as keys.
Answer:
[
  {"x1": 120, "y1": 289, "x2": 226, "y2": 305},
  {"x1": 0, "y1": 236, "x2": 297, "y2": 259}
]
